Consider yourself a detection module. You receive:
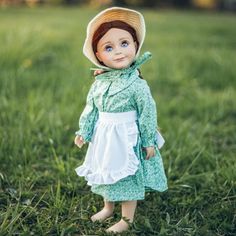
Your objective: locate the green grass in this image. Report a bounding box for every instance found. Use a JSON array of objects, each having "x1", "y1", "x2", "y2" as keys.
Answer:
[{"x1": 0, "y1": 6, "x2": 236, "y2": 235}]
